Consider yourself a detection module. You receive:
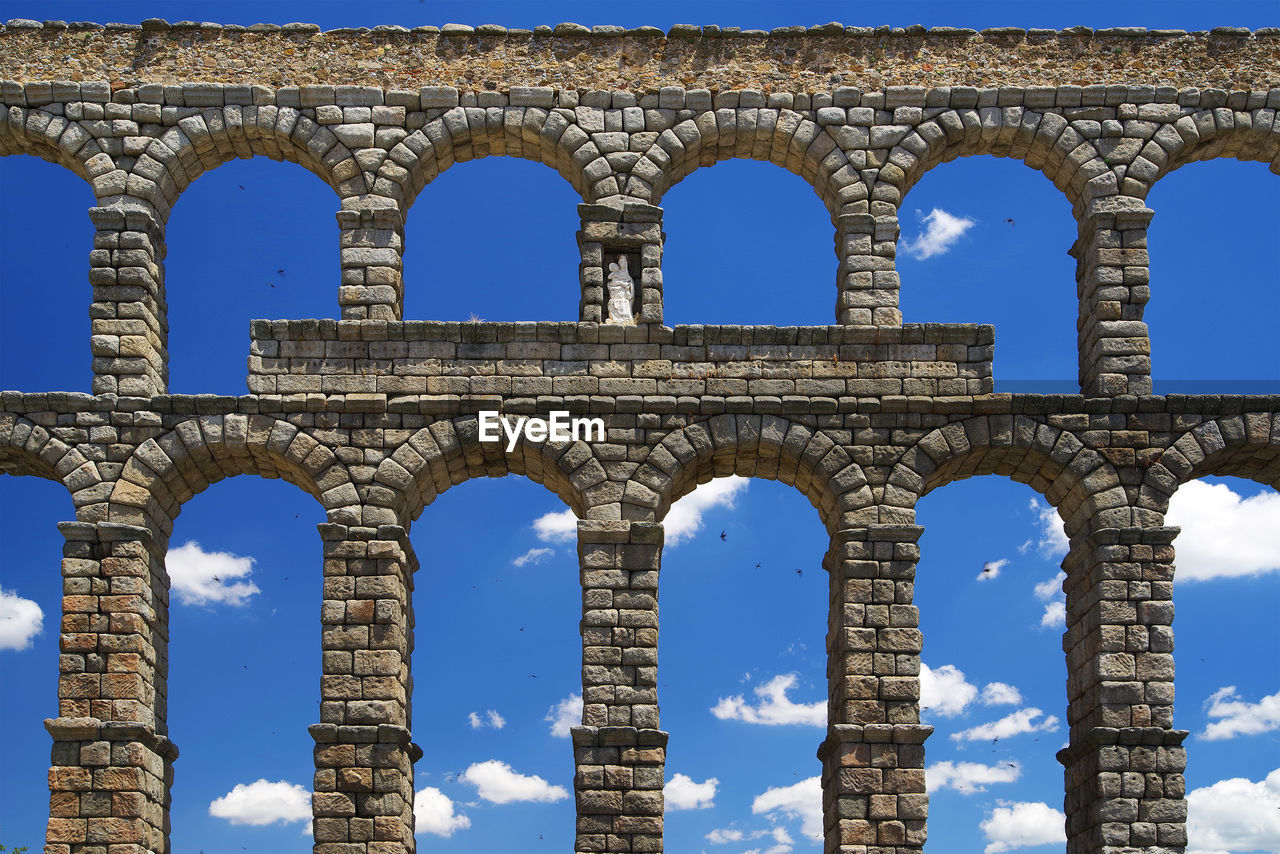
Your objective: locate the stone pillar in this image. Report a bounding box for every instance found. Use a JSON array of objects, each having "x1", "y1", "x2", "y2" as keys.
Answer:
[
  {"x1": 577, "y1": 200, "x2": 663, "y2": 325},
  {"x1": 574, "y1": 519, "x2": 665, "y2": 853},
  {"x1": 88, "y1": 205, "x2": 168, "y2": 396},
  {"x1": 835, "y1": 212, "x2": 902, "y2": 326},
  {"x1": 1059, "y1": 524, "x2": 1186, "y2": 854},
  {"x1": 1072, "y1": 197, "x2": 1154, "y2": 396},
  {"x1": 338, "y1": 197, "x2": 405, "y2": 321},
  {"x1": 46, "y1": 521, "x2": 175, "y2": 854},
  {"x1": 819, "y1": 524, "x2": 930, "y2": 853},
  {"x1": 312, "y1": 523, "x2": 419, "y2": 854}
]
